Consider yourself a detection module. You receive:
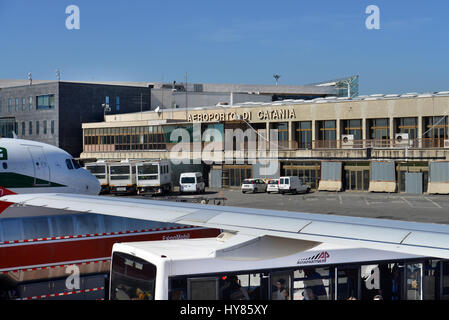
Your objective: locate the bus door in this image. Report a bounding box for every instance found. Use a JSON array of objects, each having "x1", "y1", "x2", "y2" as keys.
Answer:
[{"x1": 270, "y1": 271, "x2": 292, "y2": 300}]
